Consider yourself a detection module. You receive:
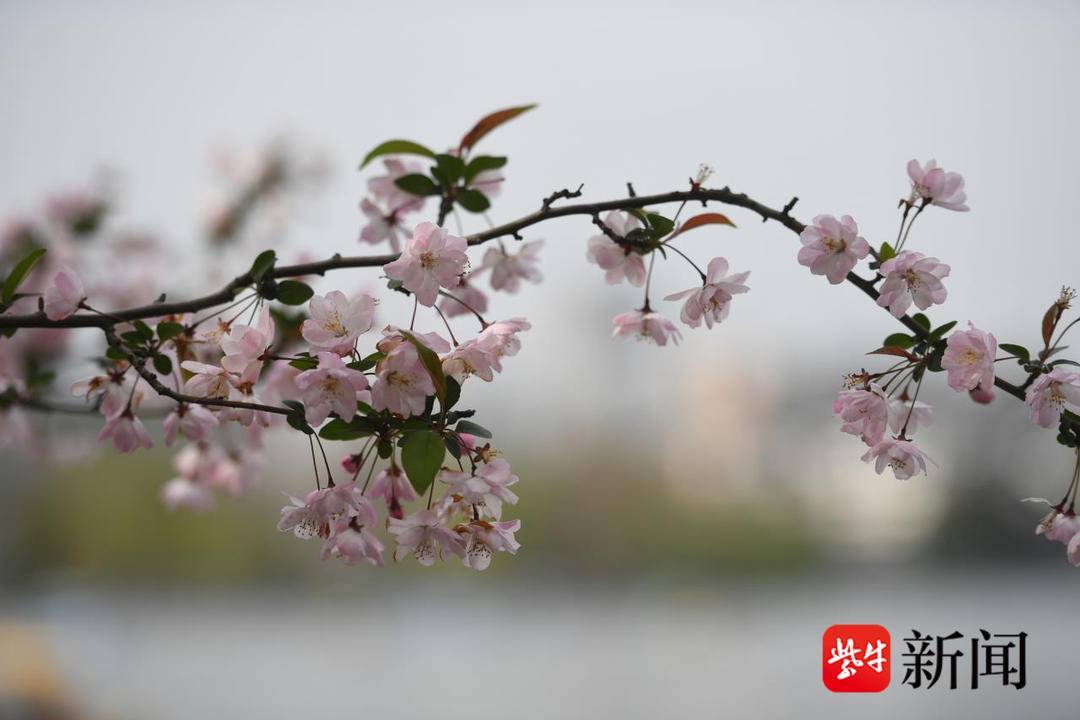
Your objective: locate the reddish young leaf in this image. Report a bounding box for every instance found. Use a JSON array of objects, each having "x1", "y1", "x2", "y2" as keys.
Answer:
[
  {"x1": 868, "y1": 346, "x2": 920, "y2": 362},
  {"x1": 459, "y1": 104, "x2": 537, "y2": 153},
  {"x1": 672, "y1": 213, "x2": 737, "y2": 237},
  {"x1": 1042, "y1": 303, "x2": 1061, "y2": 348}
]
